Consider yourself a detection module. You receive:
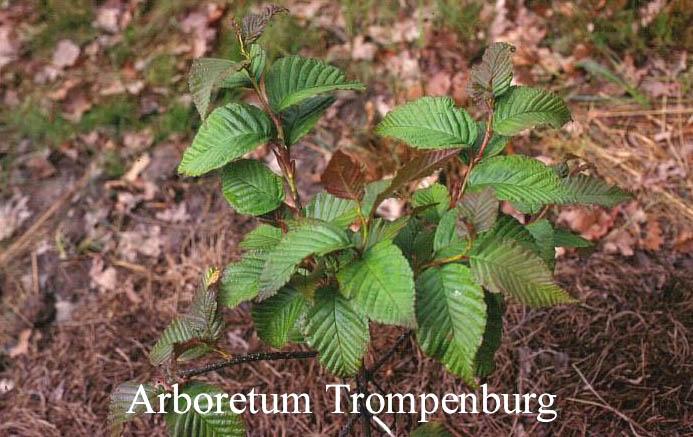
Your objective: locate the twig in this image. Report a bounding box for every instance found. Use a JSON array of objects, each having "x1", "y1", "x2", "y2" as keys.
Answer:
[
  {"x1": 338, "y1": 412, "x2": 360, "y2": 437},
  {"x1": 356, "y1": 369, "x2": 372, "y2": 437},
  {"x1": 178, "y1": 351, "x2": 317, "y2": 378},
  {"x1": 366, "y1": 330, "x2": 412, "y2": 379},
  {"x1": 454, "y1": 110, "x2": 494, "y2": 206}
]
